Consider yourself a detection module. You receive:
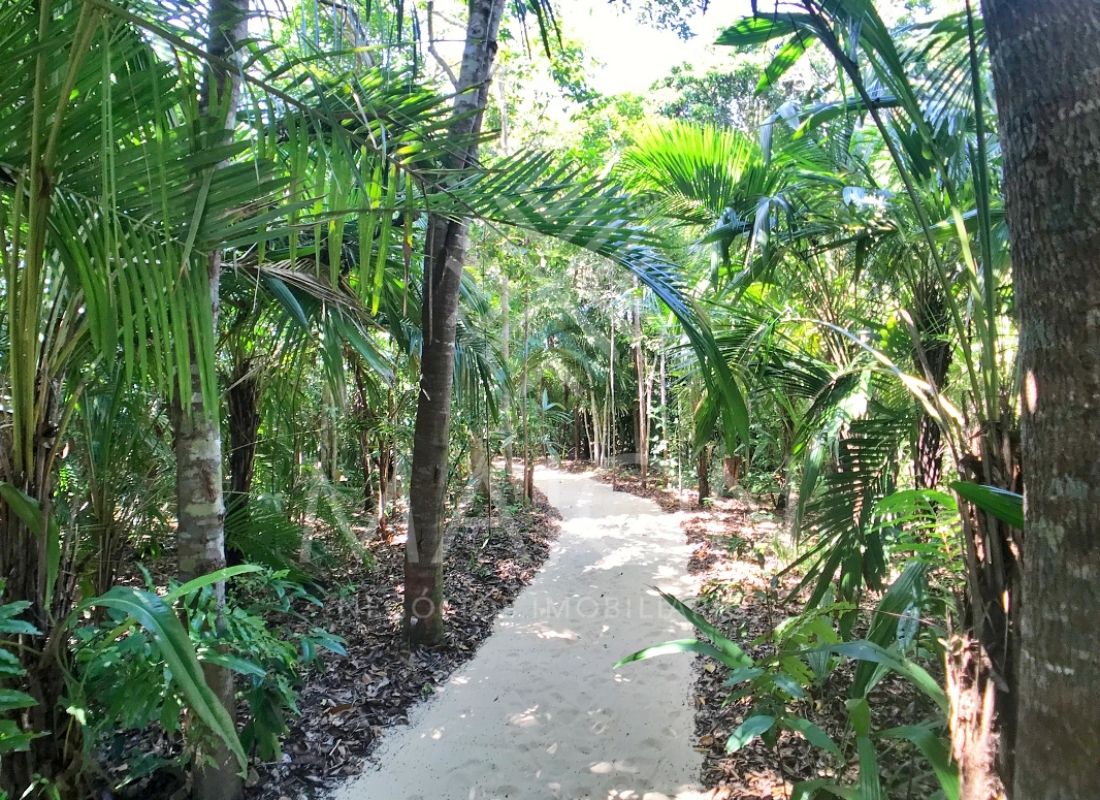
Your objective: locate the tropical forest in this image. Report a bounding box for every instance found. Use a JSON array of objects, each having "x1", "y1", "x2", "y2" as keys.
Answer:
[{"x1": 1, "y1": 0, "x2": 1097, "y2": 799}]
